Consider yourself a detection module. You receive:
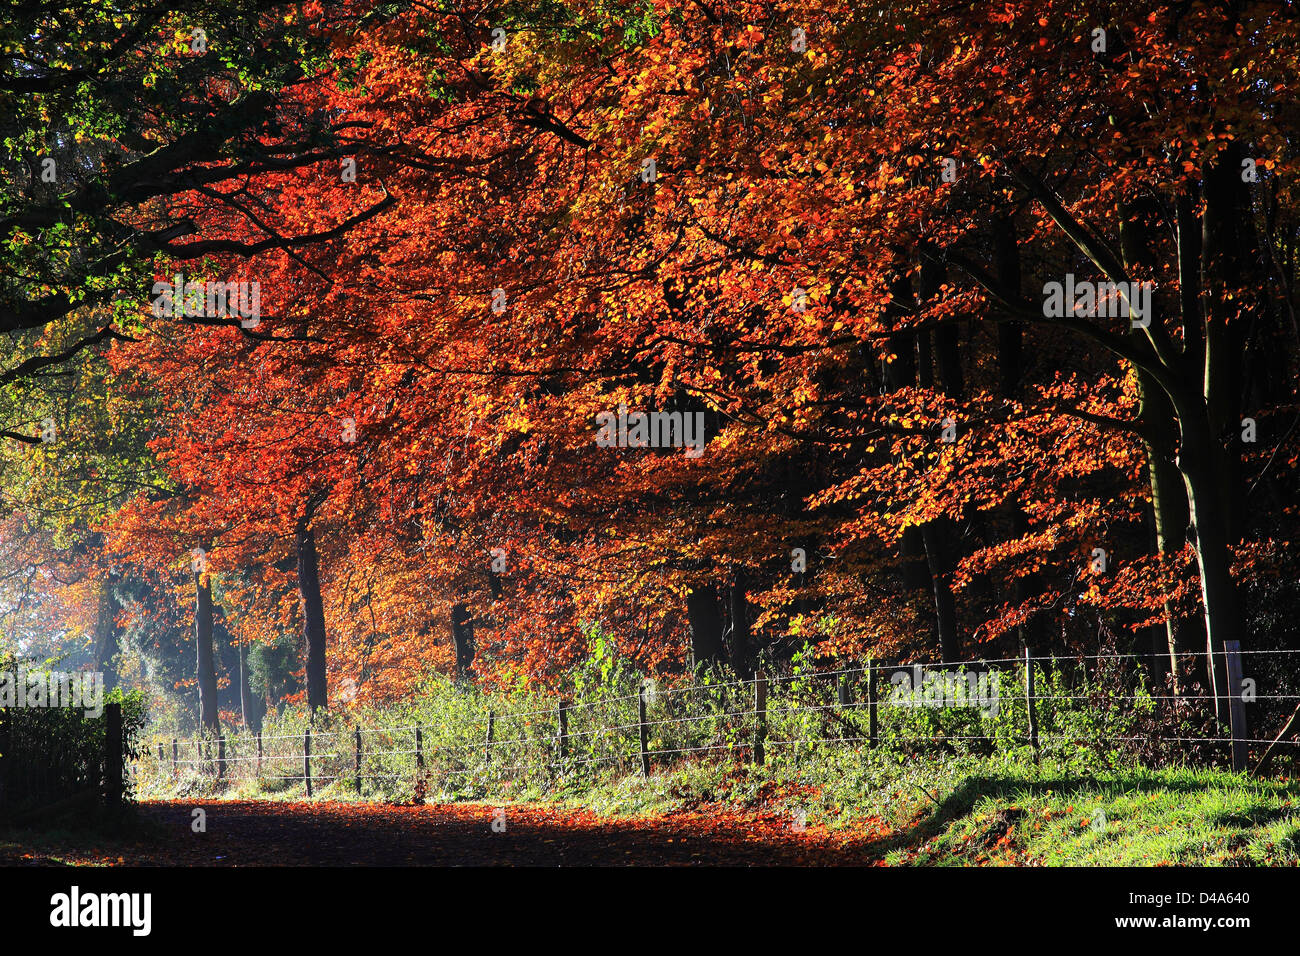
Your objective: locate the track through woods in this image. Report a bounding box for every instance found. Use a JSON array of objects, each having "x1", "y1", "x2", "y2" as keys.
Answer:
[{"x1": 5, "y1": 801, "x2": 893, "y2": 866}]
